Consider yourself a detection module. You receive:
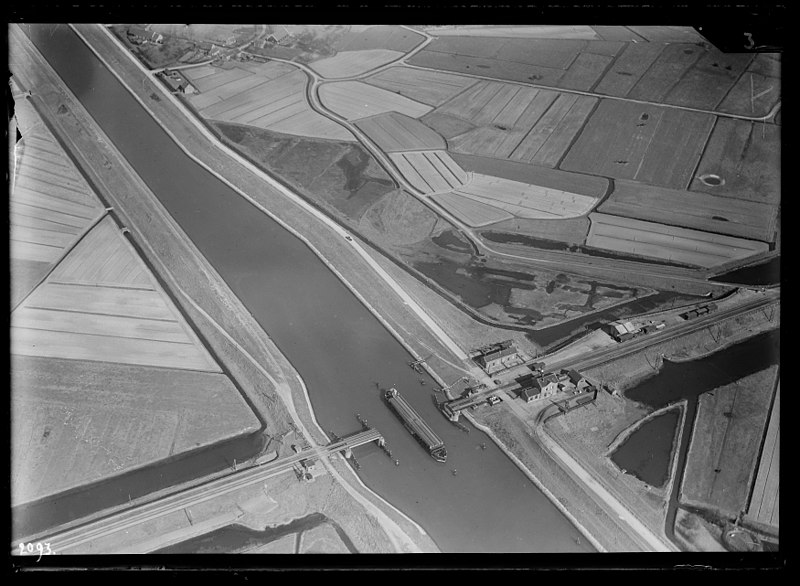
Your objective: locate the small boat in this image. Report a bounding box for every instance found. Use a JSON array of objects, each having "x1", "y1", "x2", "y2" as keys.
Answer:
[{"x1": 385, "y1": 387, "x2": 447, "y2": 463}]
